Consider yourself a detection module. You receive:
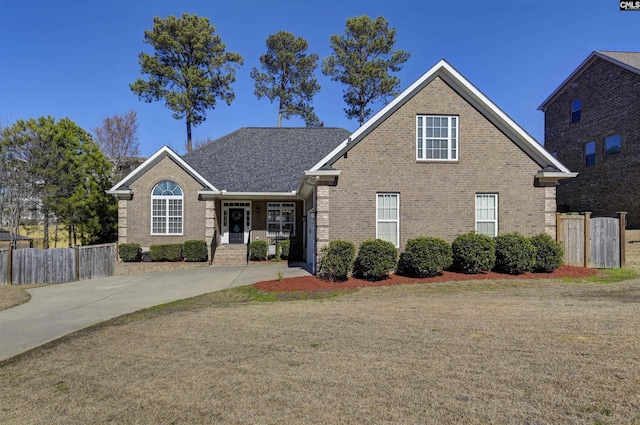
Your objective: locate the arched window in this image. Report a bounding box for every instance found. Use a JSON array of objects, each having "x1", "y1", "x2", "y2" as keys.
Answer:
[{"x1": 151, "y1": 181, "x2": 183, "y2": 234}]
